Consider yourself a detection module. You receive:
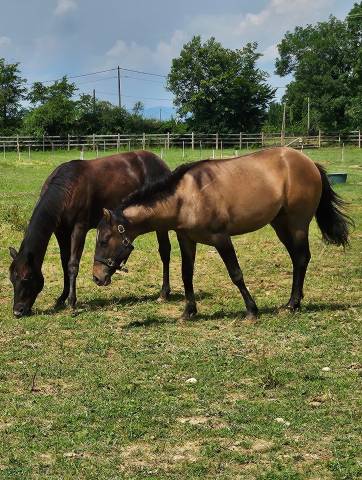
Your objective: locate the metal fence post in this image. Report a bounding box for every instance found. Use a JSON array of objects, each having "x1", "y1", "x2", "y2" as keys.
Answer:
[
  {"x1": 191, "y1": 132, "x2": 194, "y2": 150},
  {"x1": 239, "y1": 132, "x2": 242, "y2": 149},
  {"x1": 142, "y1": 133, "x2": 146, "y2": 150},
  {"x1": 318, "y1": 130, "x2": 321, "y2": 148},
  {"x1": 215, "y1": 132, "x2": 219, "y2": 150}
]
